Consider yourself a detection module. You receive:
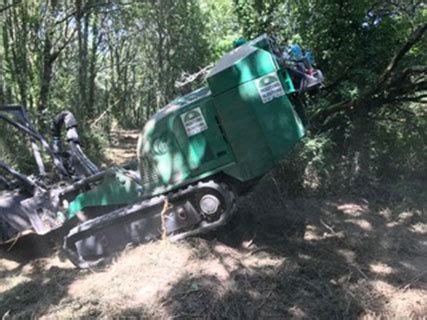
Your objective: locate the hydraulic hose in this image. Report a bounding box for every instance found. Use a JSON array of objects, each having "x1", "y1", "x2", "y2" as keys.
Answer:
[{"x1": 51, "y1": 111, "x2": 99, "y2": 176}]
